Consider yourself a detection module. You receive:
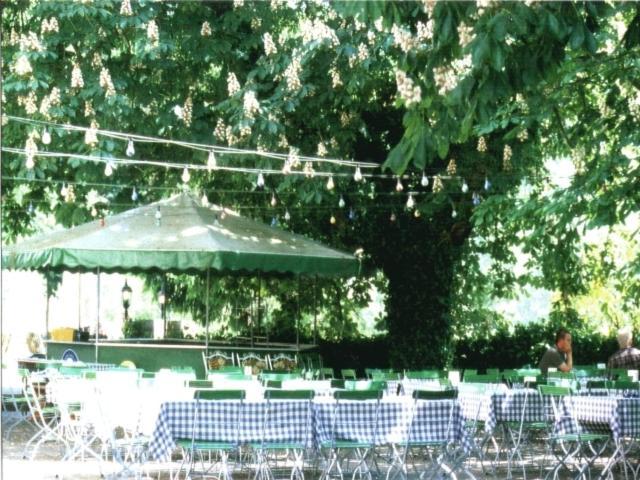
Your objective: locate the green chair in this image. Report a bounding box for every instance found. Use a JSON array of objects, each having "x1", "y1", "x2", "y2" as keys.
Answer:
[
  {"x1": 187, "y1": 380, "x2": 214, "y2": 389},
  {"x1": 341, "y1": 369, "x2": 357, "y2": 380},
  {"x1": 404, "y1": 370, "x2": 442, "y2": 380},
  {"x1": 344, "y1": 380, "x2": 387, "y2": 392},
  {"x1": 462, "y1": 373, "x2": 500, "y2": 383},
  {"x1": 175, "y1": 389, "x2": 245, "y2": 480},
  {"x1": 320, "y1": 389, "x2": 382, "y2": 480},
  {"x1": 252, "y1": 389, "x2": 315, "y2": 480},
  {"x1": 538, "y1": 385, "x2": 610, "y2": 480},
  {"x1": 319, "y1": 367, "x2": 335, "y2": 380}
]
